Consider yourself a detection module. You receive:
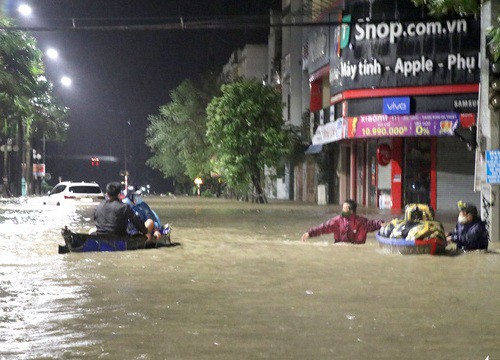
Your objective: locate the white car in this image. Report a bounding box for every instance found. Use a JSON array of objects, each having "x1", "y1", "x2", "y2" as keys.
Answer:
[{"x1": 44, "y1": 181, "x2": 105, "y2": 206}]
